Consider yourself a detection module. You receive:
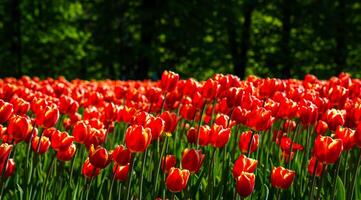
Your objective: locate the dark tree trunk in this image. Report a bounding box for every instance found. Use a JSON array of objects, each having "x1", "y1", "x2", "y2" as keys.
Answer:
[
  {"x1": 10, "y1": 0, "x2": 22, "y2": 77},
  {"x1": 230, "y1": 2, "x2": 254, "y2": 80},
  {"x1": 334, "y1": 0, "x2": 346, "y2": 75},
  {"x1": 280, "y1": 0, "x2": 291, "y2": 78}
]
